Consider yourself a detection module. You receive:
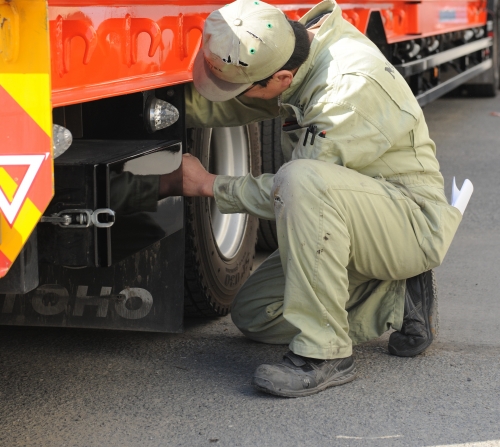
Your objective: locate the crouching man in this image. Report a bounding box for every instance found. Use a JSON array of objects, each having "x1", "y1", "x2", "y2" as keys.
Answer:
[{"x1": 182, "y1": 0, "x2": 462, "y2": 397}]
